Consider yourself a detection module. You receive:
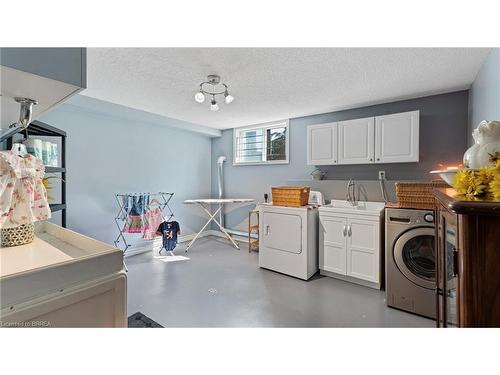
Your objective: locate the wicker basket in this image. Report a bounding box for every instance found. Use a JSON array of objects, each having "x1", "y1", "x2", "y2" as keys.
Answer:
[
  {"x1": 1, "y1": 223, "x2": 35, "y2": 247},
  {"x1": 271, "y1": 186, "x2": 310, "y2": 207},
  {"x1": 395, "y1": 180, "x2": 449, "y2": 209}
]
